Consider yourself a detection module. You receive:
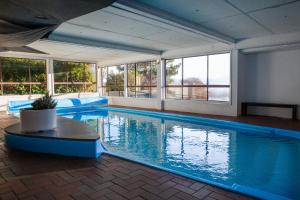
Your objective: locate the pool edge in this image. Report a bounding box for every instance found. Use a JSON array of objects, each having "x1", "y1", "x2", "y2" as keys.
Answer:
[{"x1": 103, "y1": 151, "x2": 290, "y2": 200}]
